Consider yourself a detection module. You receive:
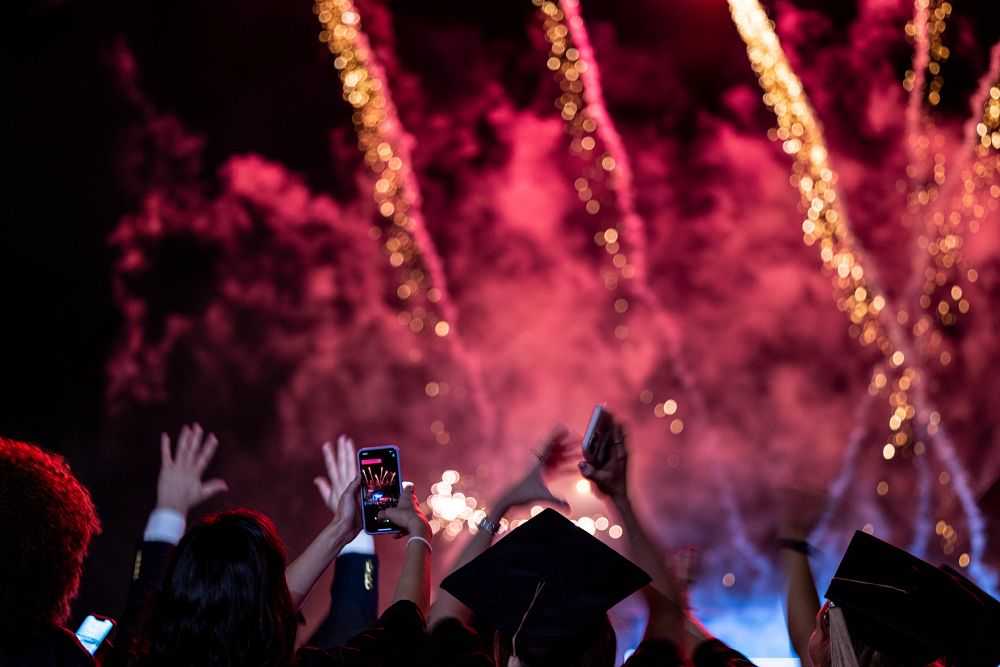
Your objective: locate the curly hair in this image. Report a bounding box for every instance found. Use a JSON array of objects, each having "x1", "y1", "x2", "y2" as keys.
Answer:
[
  {"x1": 0, "y1": 438, "x2": 101, "y2": 636},
  {"x1": 134, "y1": 509, "x2": 299, "y2": 667}
]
